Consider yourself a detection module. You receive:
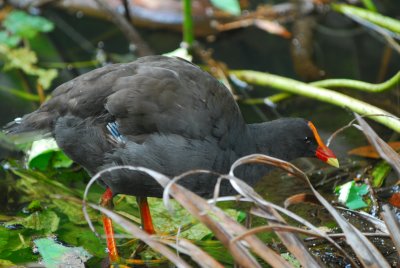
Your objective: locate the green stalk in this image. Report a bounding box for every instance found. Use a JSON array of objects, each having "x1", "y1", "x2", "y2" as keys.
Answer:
[
  {"x1": 311, "y1": 71, "x2": 400, "y2": 92},
  {"x1": 231, "y1": 70, "x2": 400, "y2": 133},
  {"x1": 332, "y1": 4, "x2": 400, "y2": 34},
  {"x1": 183, "y1": 0, "x2": 194, "y2": 46}
]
